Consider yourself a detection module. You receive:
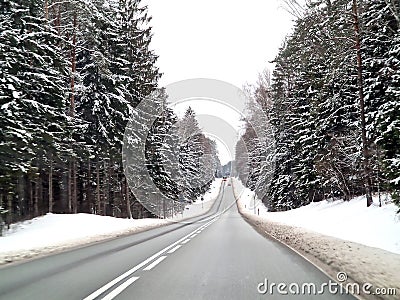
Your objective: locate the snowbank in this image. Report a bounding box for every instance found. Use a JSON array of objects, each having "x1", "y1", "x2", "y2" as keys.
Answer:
[
  {"x1": 233, "y1": 178, "x2": 400, "y2": 254},
  {"x1": 233, "y1": 178, "x2": 400, "y2": 300},
  {"x1": 177, "y1": 178, "x2": 223, "y2": 219},
  {"x1": 0, "y1": 178, "x2": 223, "y2": 265},
  {"x1": 0, "y1": 213, "x2": 169, "y2": 264}
]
